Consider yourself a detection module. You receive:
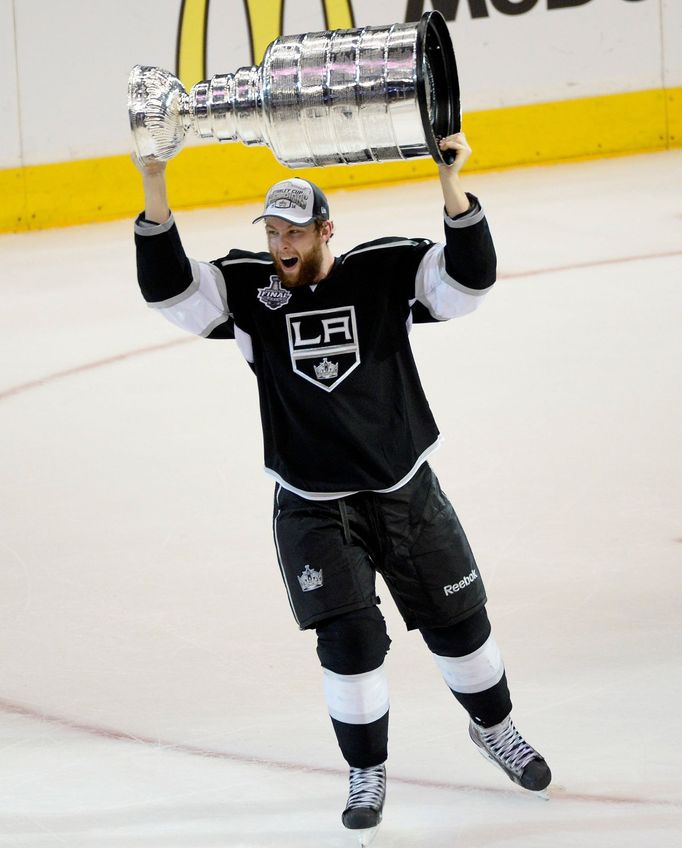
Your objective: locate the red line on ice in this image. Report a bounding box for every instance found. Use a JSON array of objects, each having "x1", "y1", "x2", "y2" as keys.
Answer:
[
  {"x1": 1, "y1": 696, "x2": 678, "y2": 809},
  {"x1": 0, "y1": 336, "x2": 194, "y2": 401},
  {"x1": 498, "y1": 248, "x2": 682, "y2": 280},
  {"x1": 1, "y1": 249, "x2": 680, "y2": 403}
]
